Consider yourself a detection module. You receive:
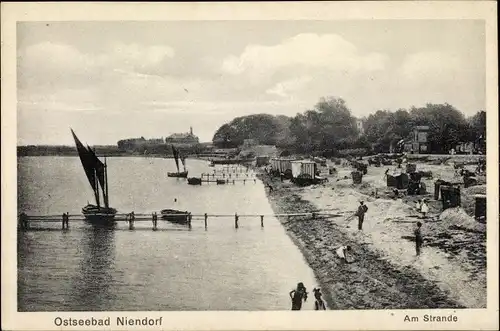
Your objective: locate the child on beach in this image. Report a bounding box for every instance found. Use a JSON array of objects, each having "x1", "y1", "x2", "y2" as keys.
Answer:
[
  {"x1": 420, "y1": 199, "x2": 429, "y2": 218},
  {"x1": 313, "y1": 288, "x2": 326, "y2": 310},
  {"x1": 289, "y1": 282, "x2": 308, "y2": 310}
]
